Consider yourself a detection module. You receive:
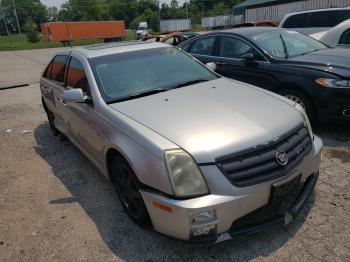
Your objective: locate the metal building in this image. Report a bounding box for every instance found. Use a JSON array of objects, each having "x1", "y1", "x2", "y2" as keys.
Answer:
[{"x1": 233, "y1": 0, "x2": 350, "y2": 23}]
